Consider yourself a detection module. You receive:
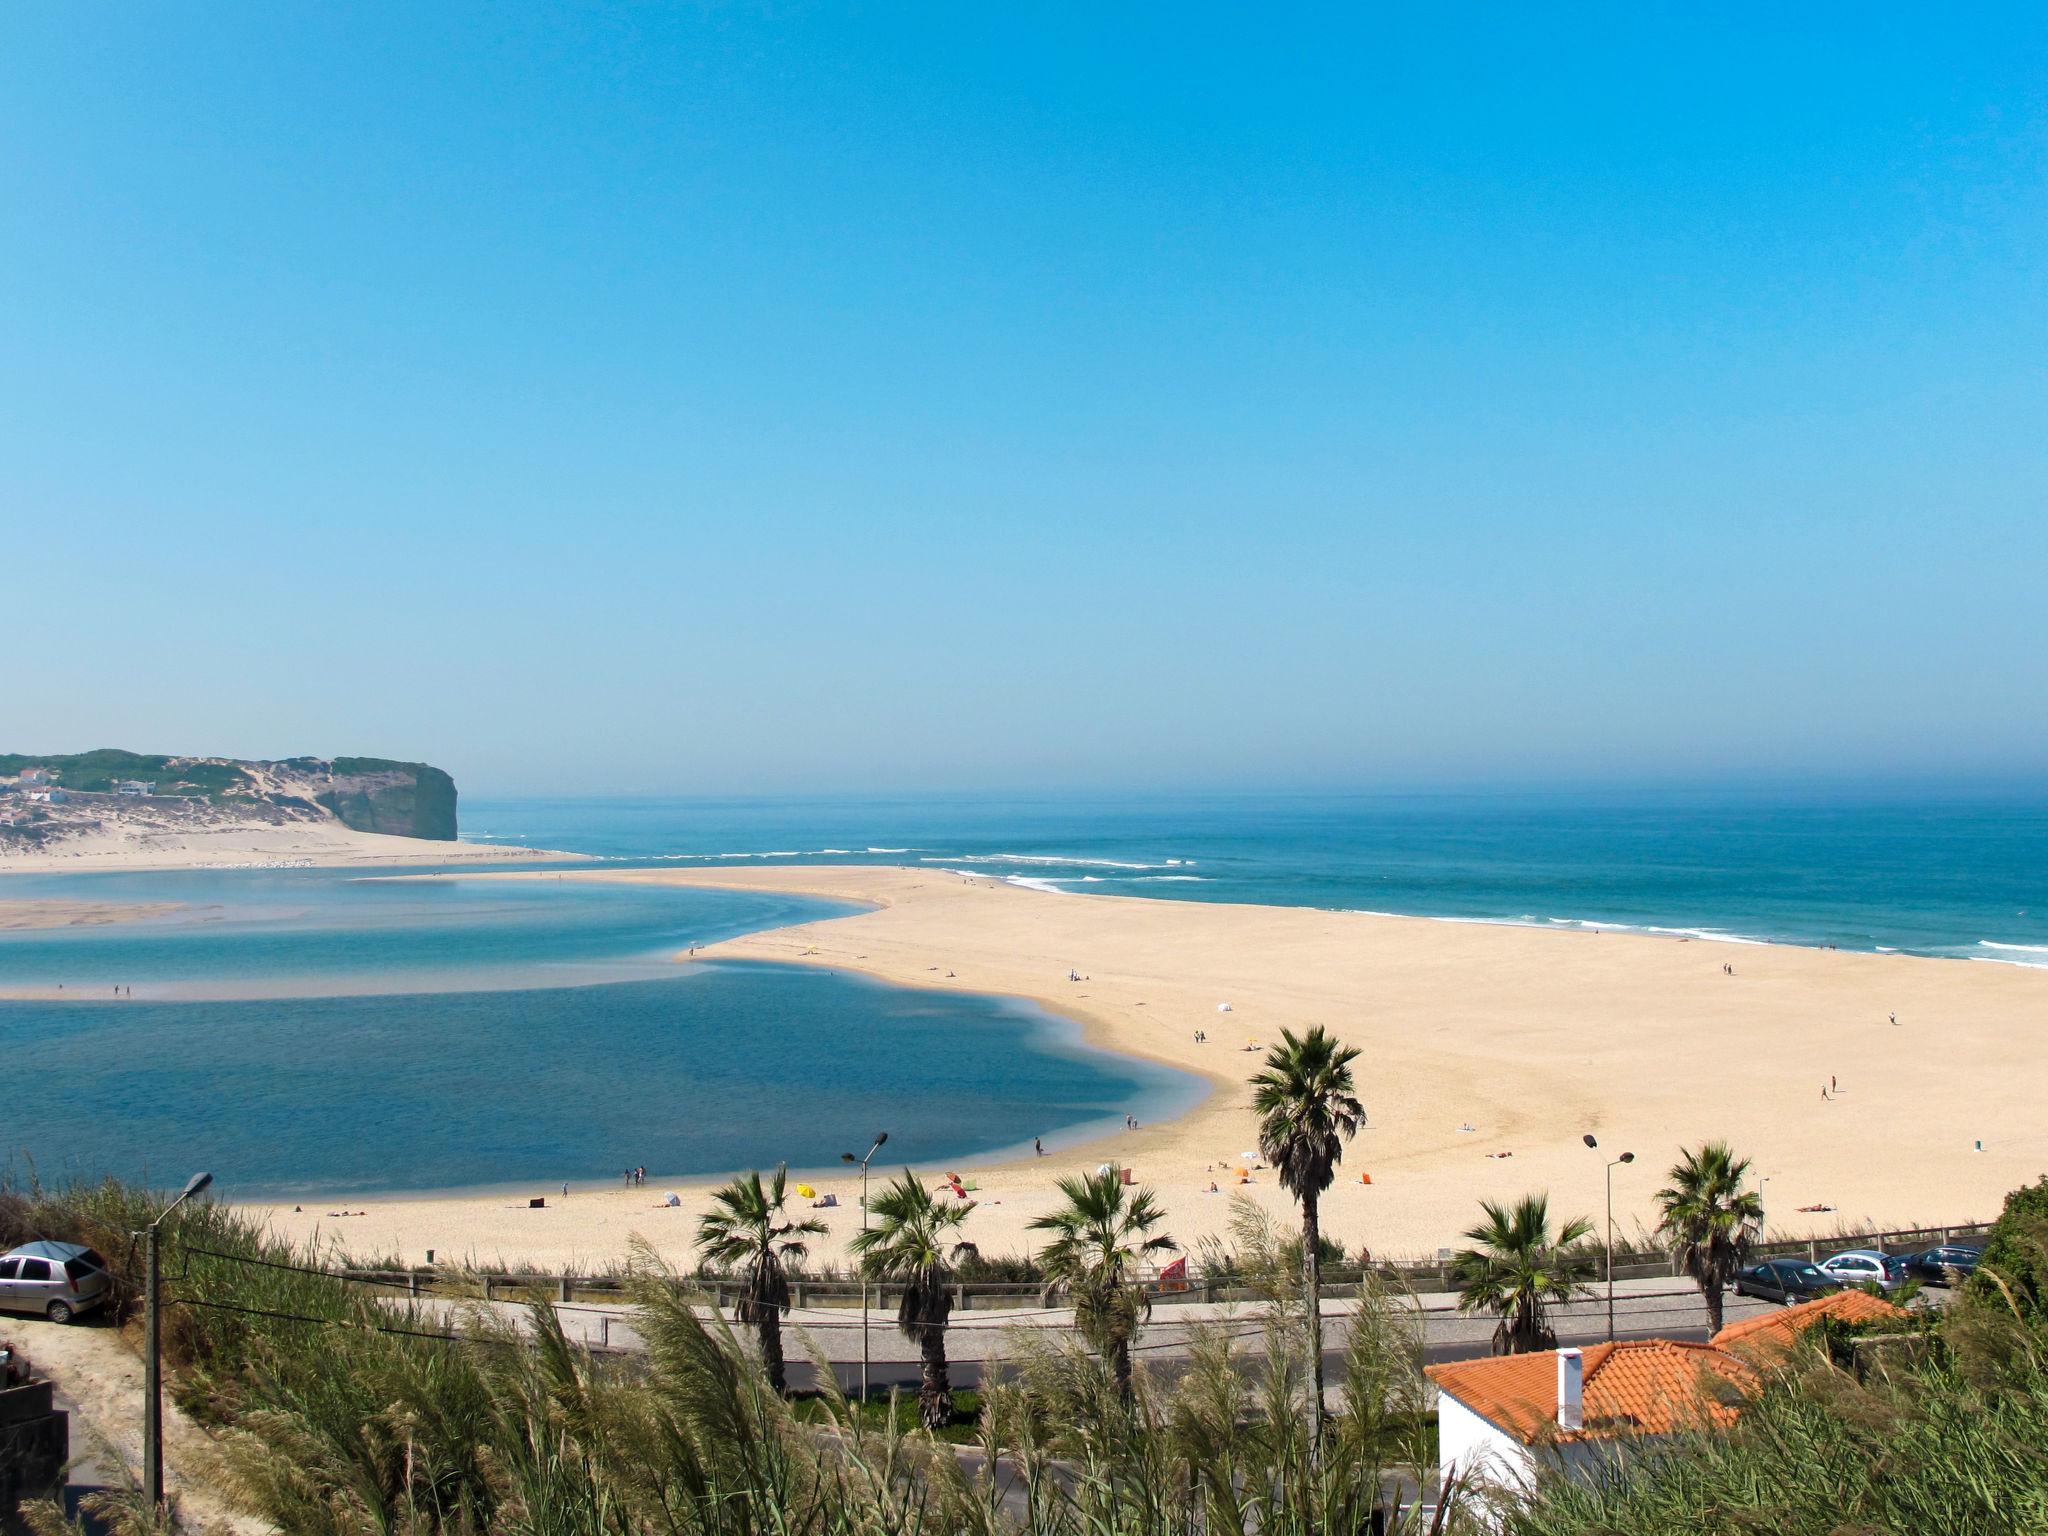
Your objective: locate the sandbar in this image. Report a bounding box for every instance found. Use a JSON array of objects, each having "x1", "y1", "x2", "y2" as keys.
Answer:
[{"x1": 244, "y1": 864, "x2": 2048, "y2": 1273}]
